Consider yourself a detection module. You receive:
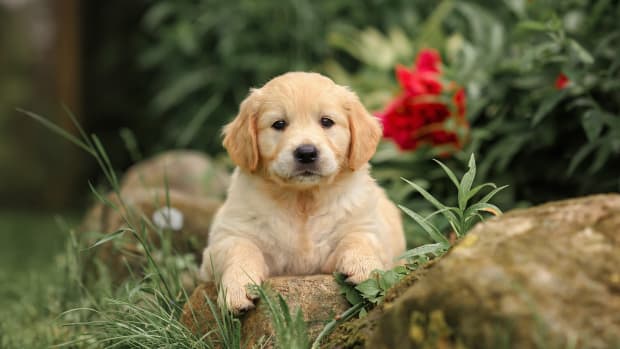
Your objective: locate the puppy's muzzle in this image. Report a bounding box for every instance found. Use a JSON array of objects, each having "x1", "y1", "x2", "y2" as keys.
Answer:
[{"x1": 294, "y1": 144, "x2": 319, "y2": 164}]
